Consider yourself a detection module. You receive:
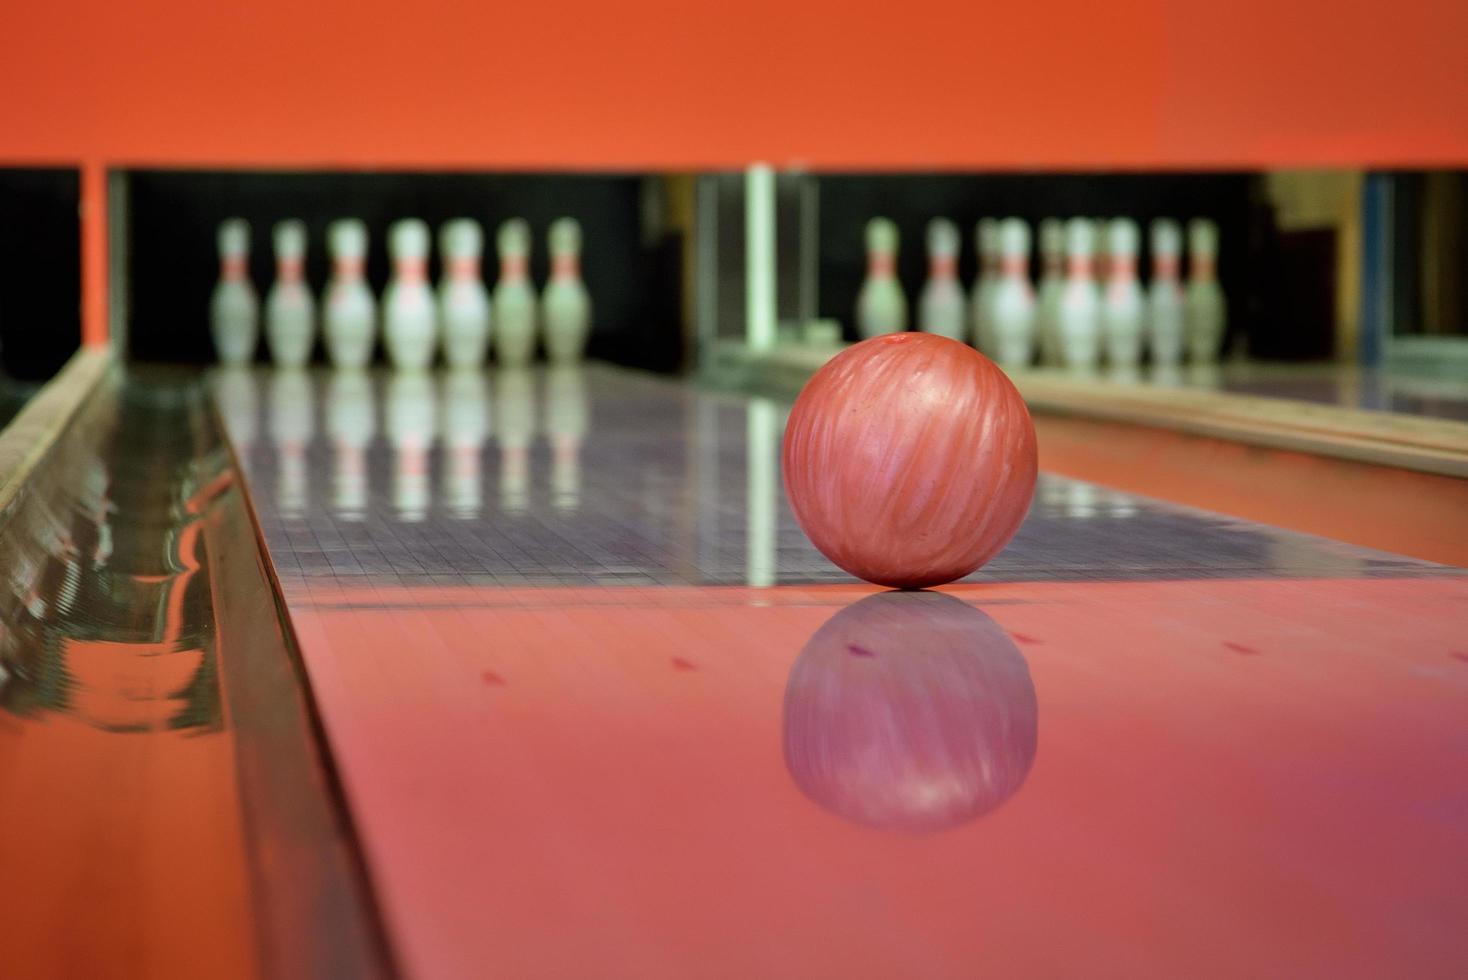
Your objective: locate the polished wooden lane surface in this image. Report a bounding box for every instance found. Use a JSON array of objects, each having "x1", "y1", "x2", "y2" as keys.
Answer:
[
  {"x1": 282, "y1": 577, "x2": 1468, "y2": 979},
  {"x1": 221, "y1": 365, "x2": 1468, "y2": 979}
]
